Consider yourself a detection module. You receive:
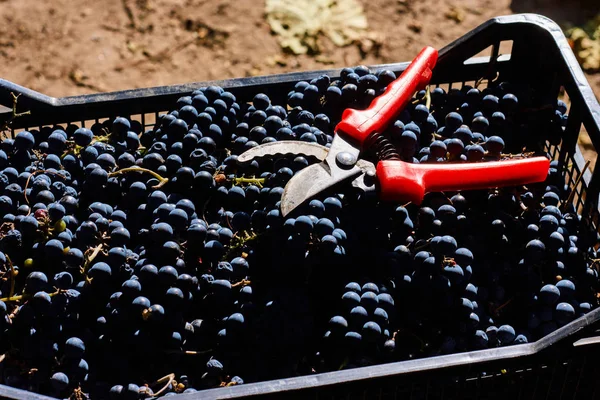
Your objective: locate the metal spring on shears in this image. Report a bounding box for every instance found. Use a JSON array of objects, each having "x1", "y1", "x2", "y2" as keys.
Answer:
[{"x1": 370, "y1": 135, "x2": 400, "y2": 161}]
